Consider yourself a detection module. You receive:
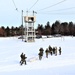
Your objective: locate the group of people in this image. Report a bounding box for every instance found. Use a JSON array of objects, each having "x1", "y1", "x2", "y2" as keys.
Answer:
[
  {"x1": 38, "y1": 45, "x2": 62, "y2": 60},
  {"x1": 20, "y1": 45, "x2": 62, "y2": 65}
]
